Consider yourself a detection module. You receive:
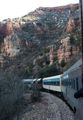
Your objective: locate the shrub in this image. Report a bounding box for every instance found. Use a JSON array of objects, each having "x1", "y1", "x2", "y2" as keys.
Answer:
[
  {"x1": 60, "y1": 59, "x2": 66, "y2": 68},
  {"x1": 0, "y1": 71, "x2": 23, "y2": 120},
  {"x1": 38, "y1": 64, "x2": 61, "y2": 78}
]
